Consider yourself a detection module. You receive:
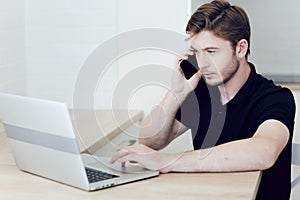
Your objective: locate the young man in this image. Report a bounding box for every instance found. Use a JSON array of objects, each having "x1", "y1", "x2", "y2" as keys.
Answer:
[{"x1": 110, "y1": 0, "x2": 295, "y2": 199}]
